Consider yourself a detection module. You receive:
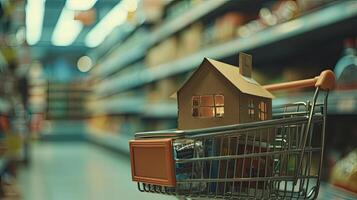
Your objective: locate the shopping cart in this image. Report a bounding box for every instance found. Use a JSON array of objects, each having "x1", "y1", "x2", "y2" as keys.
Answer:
[{"x1": 129, "y1": 70, "x2": 335, "y2": 199}]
